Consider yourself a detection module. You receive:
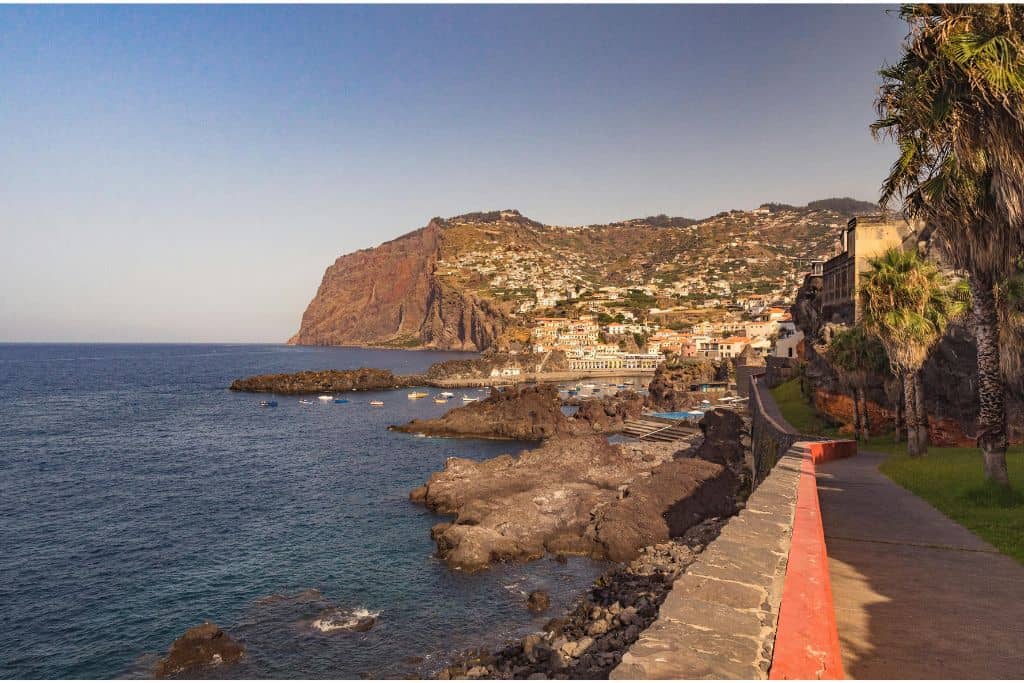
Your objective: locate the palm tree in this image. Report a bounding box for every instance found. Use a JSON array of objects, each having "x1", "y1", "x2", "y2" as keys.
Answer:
[
  {"x1": 873, "y1": 4, "x2": 1024, "y2": 483},
  {"x1": 860, "y1": 248, "x2": 966, "y2": 456},
  {"x1": 827, "y1": 326, "x2": 890, "y2": 441}
]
